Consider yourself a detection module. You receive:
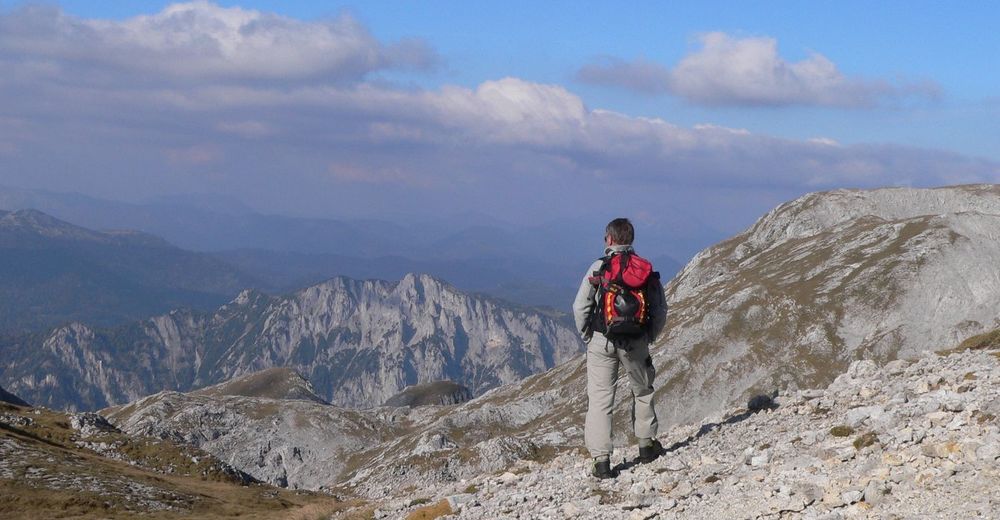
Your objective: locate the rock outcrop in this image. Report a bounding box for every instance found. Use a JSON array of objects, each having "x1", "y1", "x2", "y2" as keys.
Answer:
[
  {"x1": 1, "y1": 273, "x2": 583, "y2": 410},
  {"x1": 105, "y1": 388, "x2": 394, "y2": 490}
]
